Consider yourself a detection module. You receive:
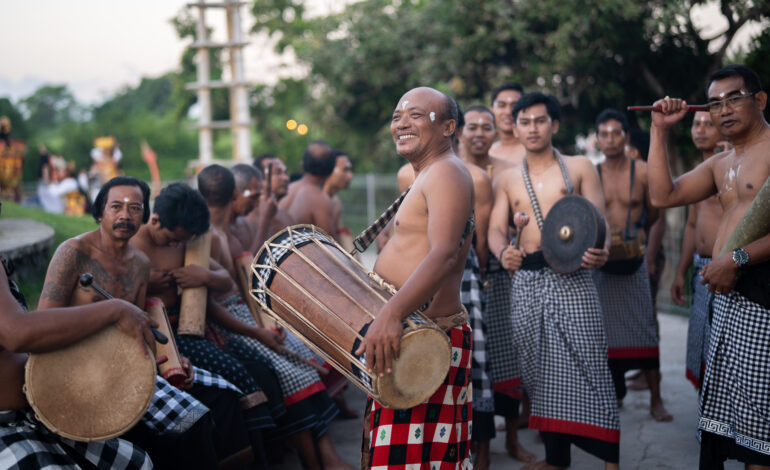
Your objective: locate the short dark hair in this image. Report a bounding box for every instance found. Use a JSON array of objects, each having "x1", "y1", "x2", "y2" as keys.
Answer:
[
  {"x1": 197, "y1": 164, "x2": 234, "y2": 206},
  {"x1": 253, "y1": 153, "x2": 277, "y2": 171},
  {"x1": 444, "y1": 95, "x2": 459, "y2": 126},
  {"x1": 153, "y1": 183, "x2": 210, "y2": 236},
  {"x1": 595, "y1": 108, "x2": 629, "y2": 133},
  {"x1": 231, "y1": 163, "x2": 262, "y2": 192},
  {"x1": 628, "y1": 129, "x2": 650, "y2": 161},
  {"x1": 455, "y1": 100, "x2": 465, "y2": 128},
  {"x1": 464, "y1": 105, "x2": 496, "y2": 125},
  {"x1": 491, "y1": 83, "x2": 524, "y2": 105},
  {"x1": 302, "y1": 141, "x2": 336, "y2": 176},
  {"x1": 512, "y1": 92, "x2": 561, "y2": 122},
  {"x1": 708, "y1": 64, "x2": 763, "y2": 94},
  {"x1": 92, "y1": 176, "x2": 151, "y2": 223}
]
